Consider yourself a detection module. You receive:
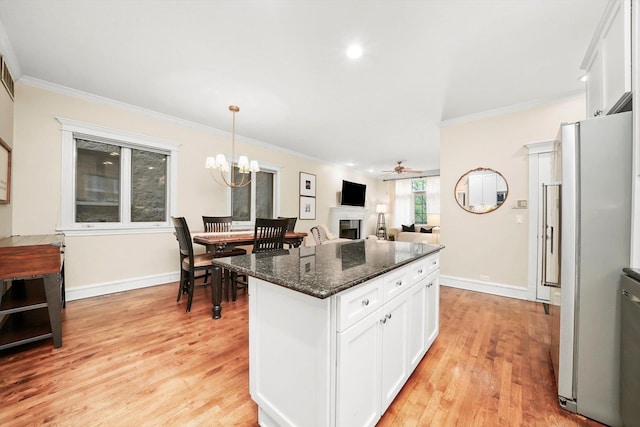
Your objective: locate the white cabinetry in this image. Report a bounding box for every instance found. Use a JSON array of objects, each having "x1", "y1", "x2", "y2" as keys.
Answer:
[
  {"x1": 336, "y1": 253, "x2": 440, "y2": 426},
  {"x1": 379, "y1": 282, "x2": 410, "y2": 410},
  {"x1": 336, "y1": 306, "x2": 383, "y2": 427},
  {"x1": 526, "y1": 141, "x2": 554, "y2": 303},
  {"x1": 582, "y1": 0, "x2": 632, "y2": 117},
  {"x1": 425, "y1": 272, "x2": 440, "y2": 348},
  {"x1": 249, "y1": 252, "x2": 441, "y2": 427}
]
